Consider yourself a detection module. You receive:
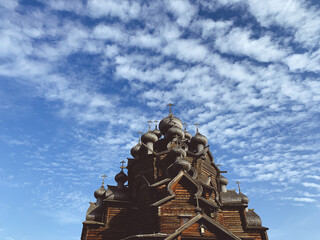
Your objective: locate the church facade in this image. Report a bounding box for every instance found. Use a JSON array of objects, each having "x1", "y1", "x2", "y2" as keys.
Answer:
[{"x1": 81, "y1": 112, "x2": 269, "y2": 240}]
